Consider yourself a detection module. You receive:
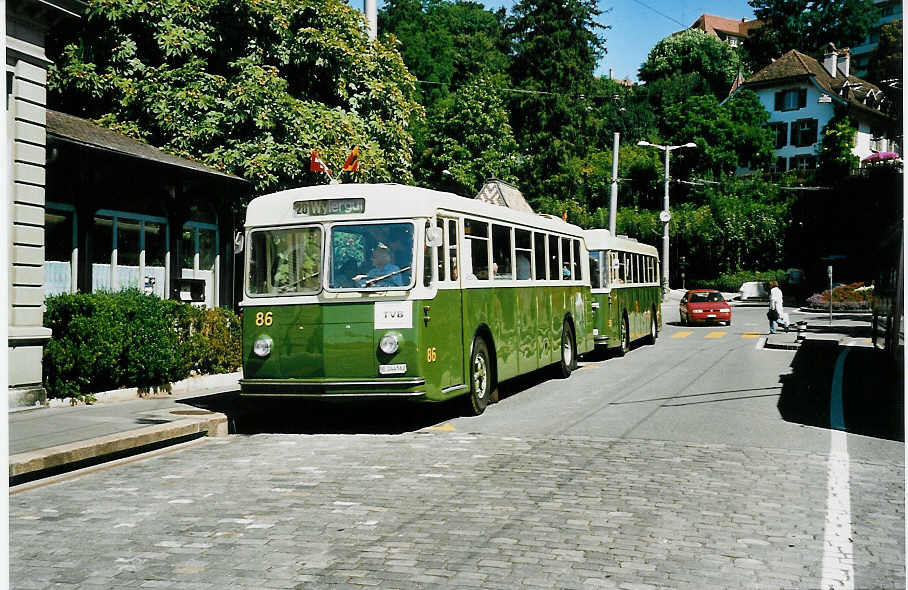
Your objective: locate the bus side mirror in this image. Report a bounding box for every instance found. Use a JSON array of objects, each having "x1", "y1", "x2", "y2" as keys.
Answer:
[
  {"x1": 234, "y1": 232, "x2": 245, "y2": 254},
  {"x1": 426, "y1": 227, "x2": 443, "y2": 248}
]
